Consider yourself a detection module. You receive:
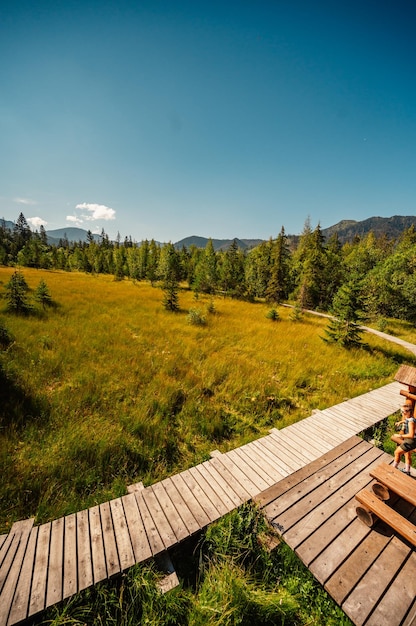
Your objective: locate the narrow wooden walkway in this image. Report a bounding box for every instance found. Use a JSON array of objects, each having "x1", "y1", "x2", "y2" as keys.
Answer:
[
  {"x1": 254, "y1": 436, "x2": 416, "y2": 626},
  {"x1": 0, "y1": 380, "x2": 405, "y2": 625}
]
